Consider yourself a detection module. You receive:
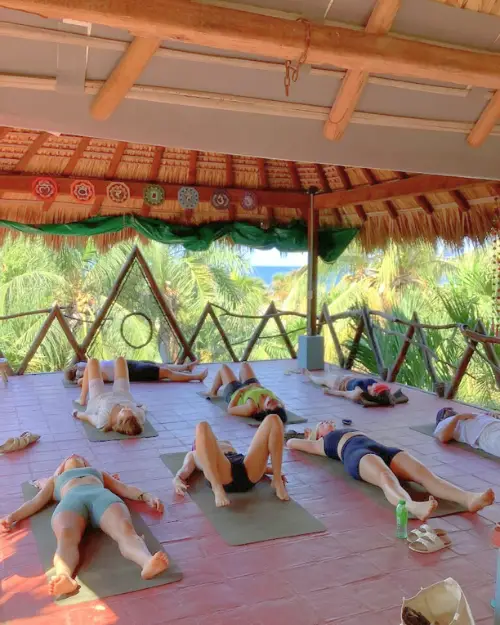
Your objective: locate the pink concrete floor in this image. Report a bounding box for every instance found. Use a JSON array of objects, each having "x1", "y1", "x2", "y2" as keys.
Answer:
[{"x1": 0, "y1": 361, "x2": 497, "y2": 625}]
